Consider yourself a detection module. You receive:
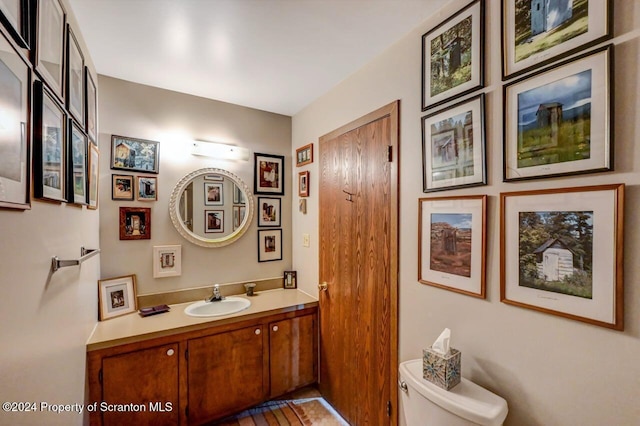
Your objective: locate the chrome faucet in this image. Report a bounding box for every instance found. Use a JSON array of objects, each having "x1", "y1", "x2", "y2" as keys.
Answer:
[{"x1": 206, "y1": 284, "x2": 224, "y2": 302}]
